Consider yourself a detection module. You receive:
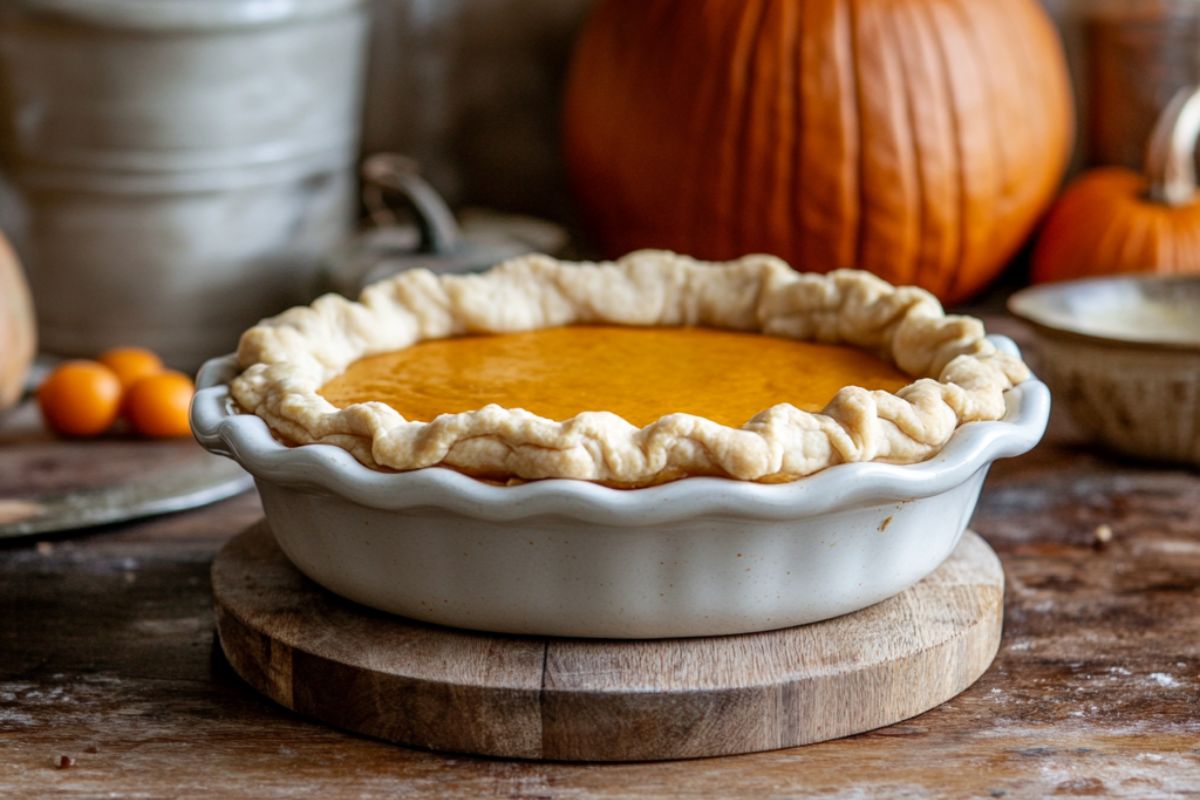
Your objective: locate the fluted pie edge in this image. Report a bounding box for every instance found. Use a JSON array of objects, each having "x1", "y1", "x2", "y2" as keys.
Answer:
[{"x1": 228, "y1": 250, "x2": 1031, "y2": 487}]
